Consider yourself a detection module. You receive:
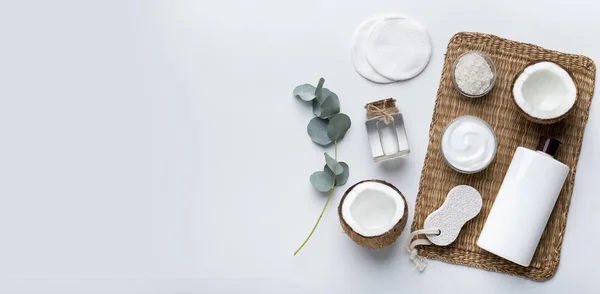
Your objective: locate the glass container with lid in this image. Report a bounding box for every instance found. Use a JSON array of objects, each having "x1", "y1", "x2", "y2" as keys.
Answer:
[{"x1": 365, "y1": 98, "x2": 410, "y2": 162}]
